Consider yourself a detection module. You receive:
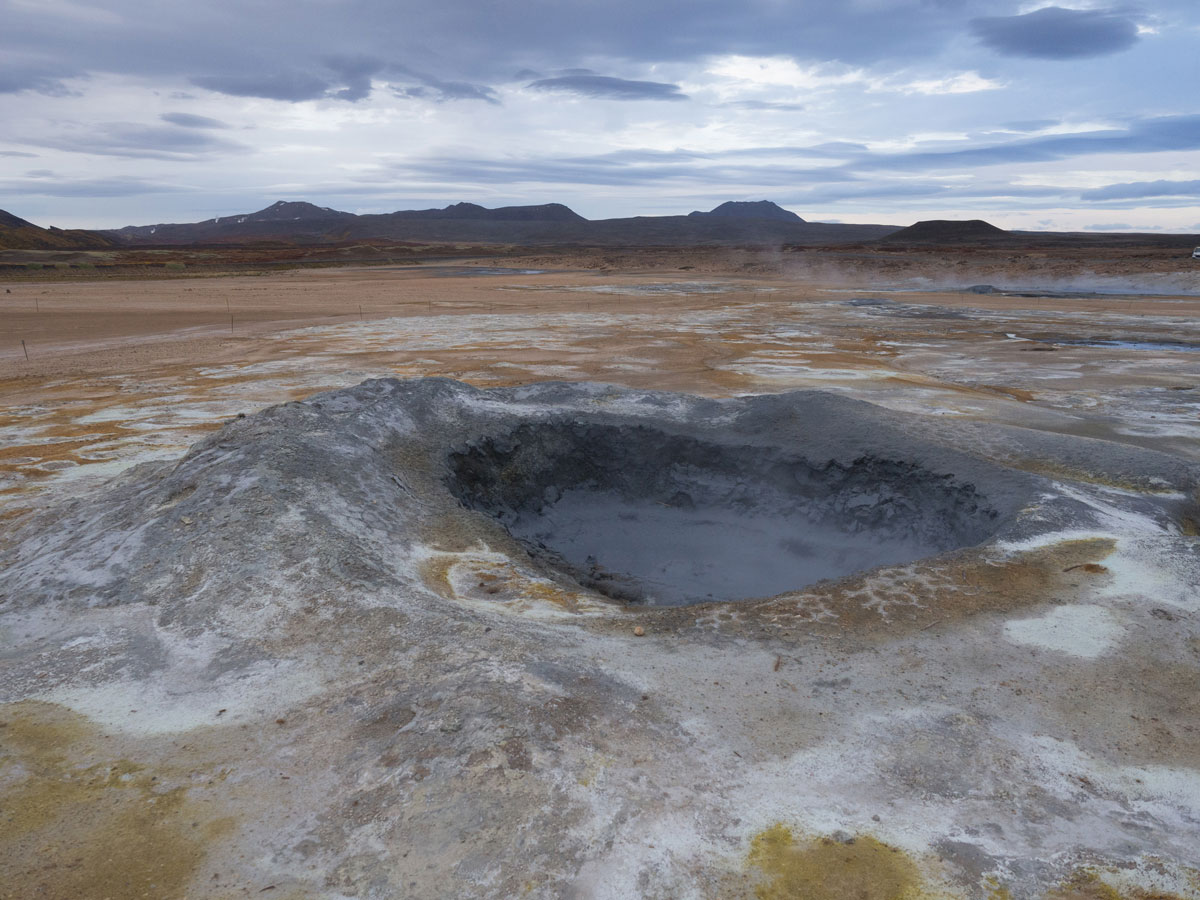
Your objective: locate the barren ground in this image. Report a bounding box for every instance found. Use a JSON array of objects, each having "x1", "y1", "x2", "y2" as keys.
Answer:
[
  {"x1": 3, "y1": 247, "x2": 1198, "y2": 521},
  {"x1": 1, "y1": 246, "x2": 1199, "y2": 899}
]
